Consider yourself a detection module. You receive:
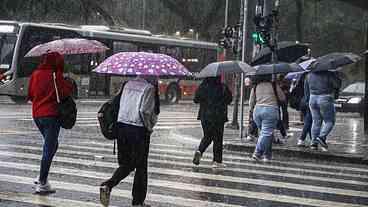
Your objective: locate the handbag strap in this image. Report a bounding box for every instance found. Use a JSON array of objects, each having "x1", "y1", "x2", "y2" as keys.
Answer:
[
  {"x1": 271, "y1": 81, "x2": 282, "y2": 118},
  {"x1": 52, "y1": 71, "x2": 61, "y2": 104}
]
